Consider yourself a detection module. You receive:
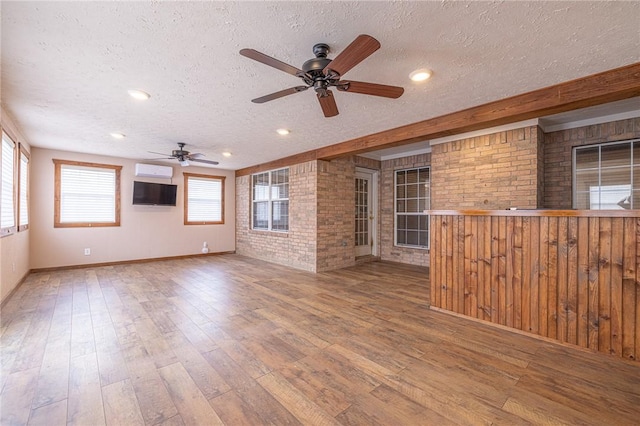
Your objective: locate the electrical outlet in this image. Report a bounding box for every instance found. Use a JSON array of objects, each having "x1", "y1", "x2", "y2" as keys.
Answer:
[{"x1": 84, "y1": 248, "x2": 91, "y2": 256}]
